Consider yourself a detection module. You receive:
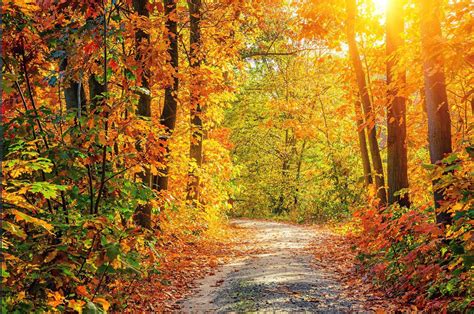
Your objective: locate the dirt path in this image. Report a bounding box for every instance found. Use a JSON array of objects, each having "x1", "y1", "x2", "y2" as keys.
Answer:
[{"x1": 177, "y1": 219, "x2": 369, "y2": 312}]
